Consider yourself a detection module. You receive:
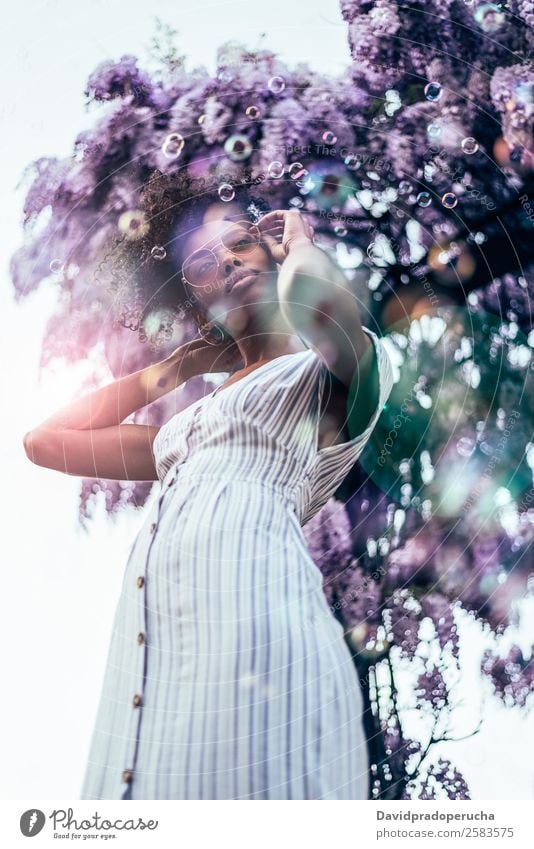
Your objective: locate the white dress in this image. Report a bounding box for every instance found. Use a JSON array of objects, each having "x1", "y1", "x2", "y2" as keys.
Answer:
[{"x1": 80, "y1": 327, "x2": 394, "y2": 800}]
